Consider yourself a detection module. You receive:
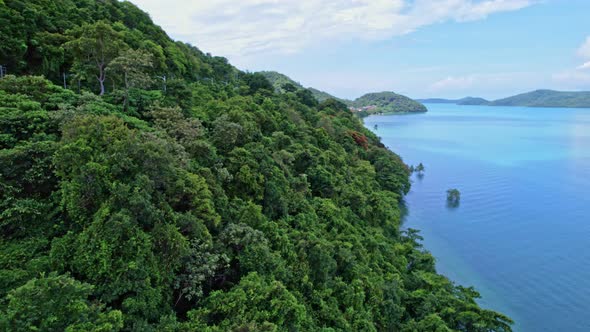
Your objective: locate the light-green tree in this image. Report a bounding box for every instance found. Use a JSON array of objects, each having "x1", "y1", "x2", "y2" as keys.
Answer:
[
  {"x1": 0, "y1": 273, "x2": 123, "y2": 332},
  {"x1": 65, "y1": 21, "x2": 127, "y2": 95},
  {"x1": 107, "y1": 49, "x2": 154, "y2": 109}
]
